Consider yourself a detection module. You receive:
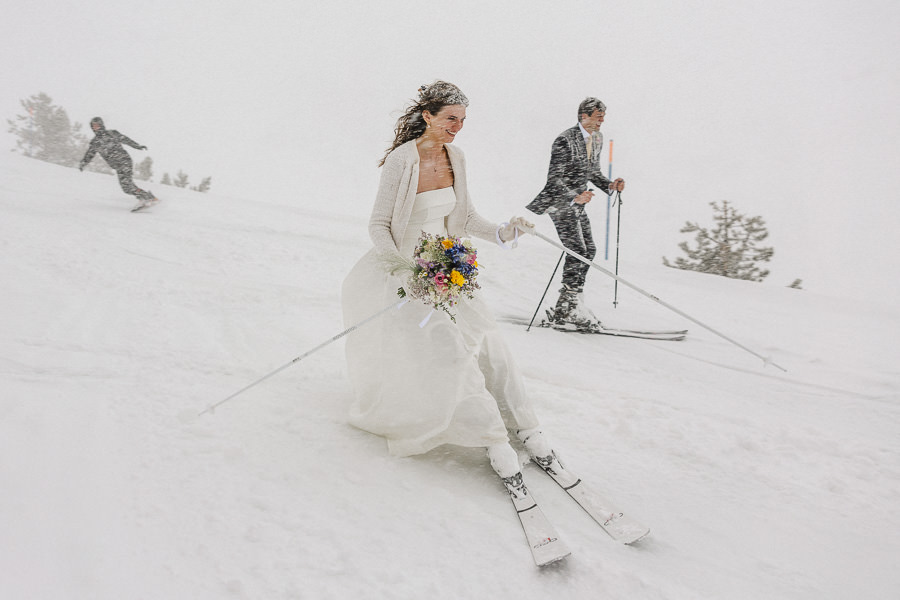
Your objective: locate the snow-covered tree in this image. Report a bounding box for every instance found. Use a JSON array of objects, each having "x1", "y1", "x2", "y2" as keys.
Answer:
[
  {"x1": 191, "y1": 176, "x2": 211, "y2": 193},
  {"x1": 161, "y1": 173, "x2": 173, "y2": 185},
  {"x1": 7, "y1": 92, "x2": 87, "y2": 168},
  {"x1": 135, "y1": 157, "x2": 154, "y2": 181},
  {"x1": 173, "y1": 170, "x2": 189, "y2": 188},
  {"x1": 663, "y1": 200, "x2": 773, "y2": 282}
]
